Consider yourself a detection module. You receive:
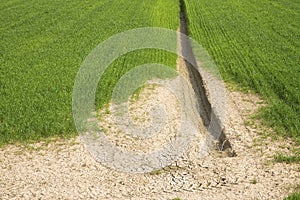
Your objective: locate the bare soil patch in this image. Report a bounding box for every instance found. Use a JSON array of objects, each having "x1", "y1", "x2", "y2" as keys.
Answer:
[{"x1": 0, "y1": 84, "x2": 299, "y2": 200}]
